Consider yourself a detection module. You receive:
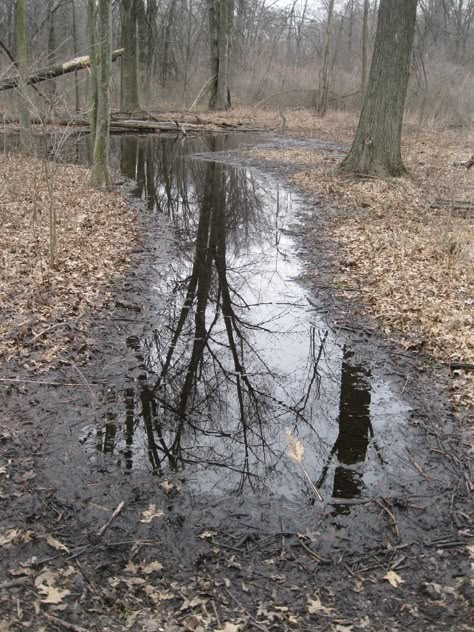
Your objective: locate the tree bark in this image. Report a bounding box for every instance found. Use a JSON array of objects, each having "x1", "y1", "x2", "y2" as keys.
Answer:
[
  {"x1": 16, "y1": 0, "x2": 31, "y2": 149},
  {"x1": 0, "y1": 49, "x2": 124, "y2": 92},
  {"x1": 317, "y1": 0, "x2": 335, "y2": 116},
  {"x1": 88, "y1": 0, "x2": 98, "y2": 144},
  {"x1": 339, "y1": 0, "x2": 417, "y2": 177},
  {"x1": 208, "y1": 0, "x2": 234, "y2": 110},
  {"x1": 90, "y1": 0, "x2": 113, "y2": 189},
  {"x1": 361, "y1": 0, "x2": 369, "y2": 102},
  {"x1": 121, "y1": 0, "x2": 140, "y2": 112}
]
